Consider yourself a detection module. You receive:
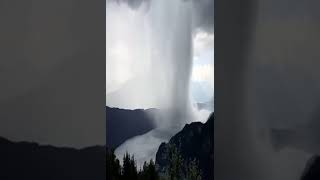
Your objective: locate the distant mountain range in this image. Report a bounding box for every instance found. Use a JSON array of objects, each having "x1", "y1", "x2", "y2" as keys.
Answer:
[
  {"x1": 106, "y1": 106, "x2": 156, "y2": 148},
  {"x1": 156, "y1": 113, "x2": 214, "y2": 180},
  {"x1": 0, "y1": 137, "x2": 105, "y2": 180}
]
